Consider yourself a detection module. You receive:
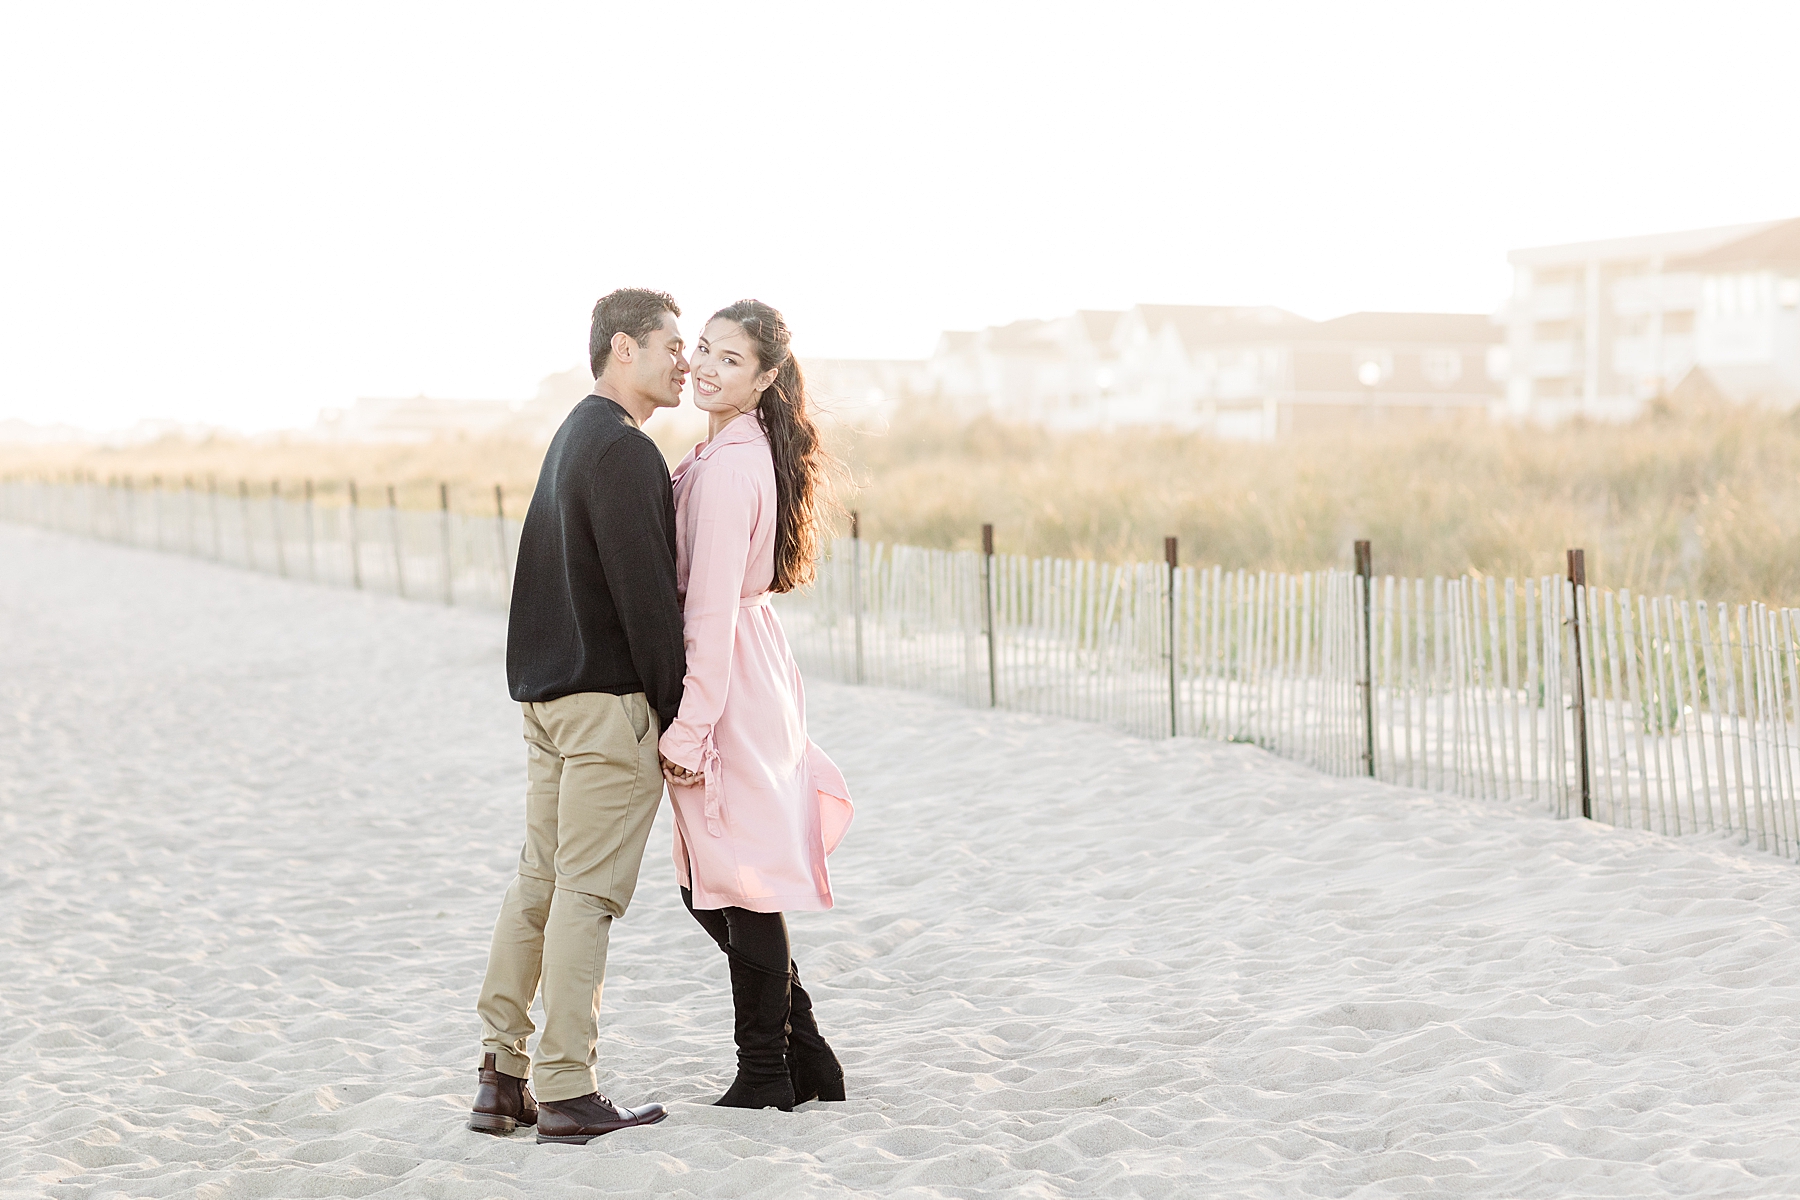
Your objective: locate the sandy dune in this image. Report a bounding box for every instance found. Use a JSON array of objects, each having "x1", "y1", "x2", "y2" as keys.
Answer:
[{"x1": 4, "y1": 521, "x2": 1800, "y2": 1198}]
